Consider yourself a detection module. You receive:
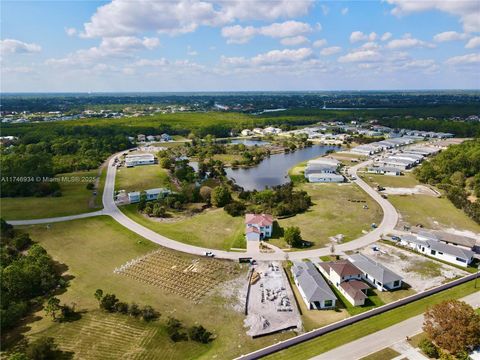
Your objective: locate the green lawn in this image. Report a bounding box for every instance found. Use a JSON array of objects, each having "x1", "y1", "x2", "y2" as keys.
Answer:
[
  {"x1": 264, "y1": 281, "x2": 480, "y2": 360},
  {"x1": 389, "y1": 194, "x2": 480, "y2": 232},
  {"x1": 270, "y1": 183, "x2": 383, "y2": 250},
  {"x1": 328, "y1": 283, "x2": 385, "y2": 316},
  {"x1": 121, "y1": 205, "x2": 246, "y2": 250},
  {"x1": 1, "y1": 169, "x2": 104, "y2": 220},
  {"x1": 115, "y1": 164, "x2": 171, "y2": 193},
  {"x1": 361, "y1": 173, "x2": 420, "y2": 188},
  {"x1": 359, "y1": 347, "x2": 400, "y2": 360},
  {"x1": 6, "y1": 217, "x2": 291, "y2": 360}
]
